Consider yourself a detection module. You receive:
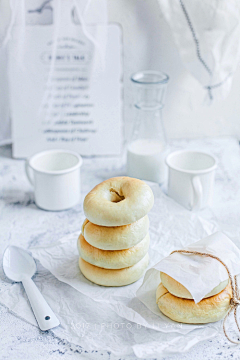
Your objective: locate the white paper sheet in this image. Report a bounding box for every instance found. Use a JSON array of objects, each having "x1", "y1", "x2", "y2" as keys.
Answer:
[{"x1": 8, "y1": 0, "x2": 122, "y2": 158}]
